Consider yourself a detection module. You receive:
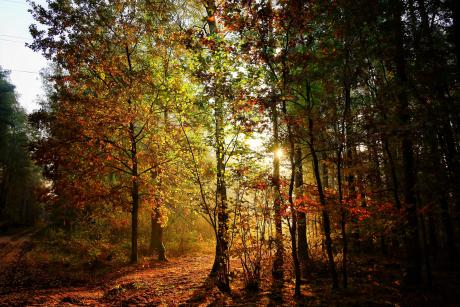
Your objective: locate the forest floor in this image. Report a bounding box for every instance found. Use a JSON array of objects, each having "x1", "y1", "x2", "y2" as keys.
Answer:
[{"x1": 0, "y1": 230, "x2": 459, "y2": 306}]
